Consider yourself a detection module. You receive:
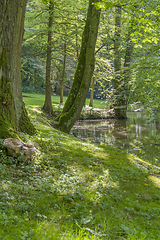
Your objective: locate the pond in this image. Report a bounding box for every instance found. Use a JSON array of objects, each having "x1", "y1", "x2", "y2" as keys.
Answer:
[{"x1": 71, "y1": 112, "x2": 160, "y2": 167}]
